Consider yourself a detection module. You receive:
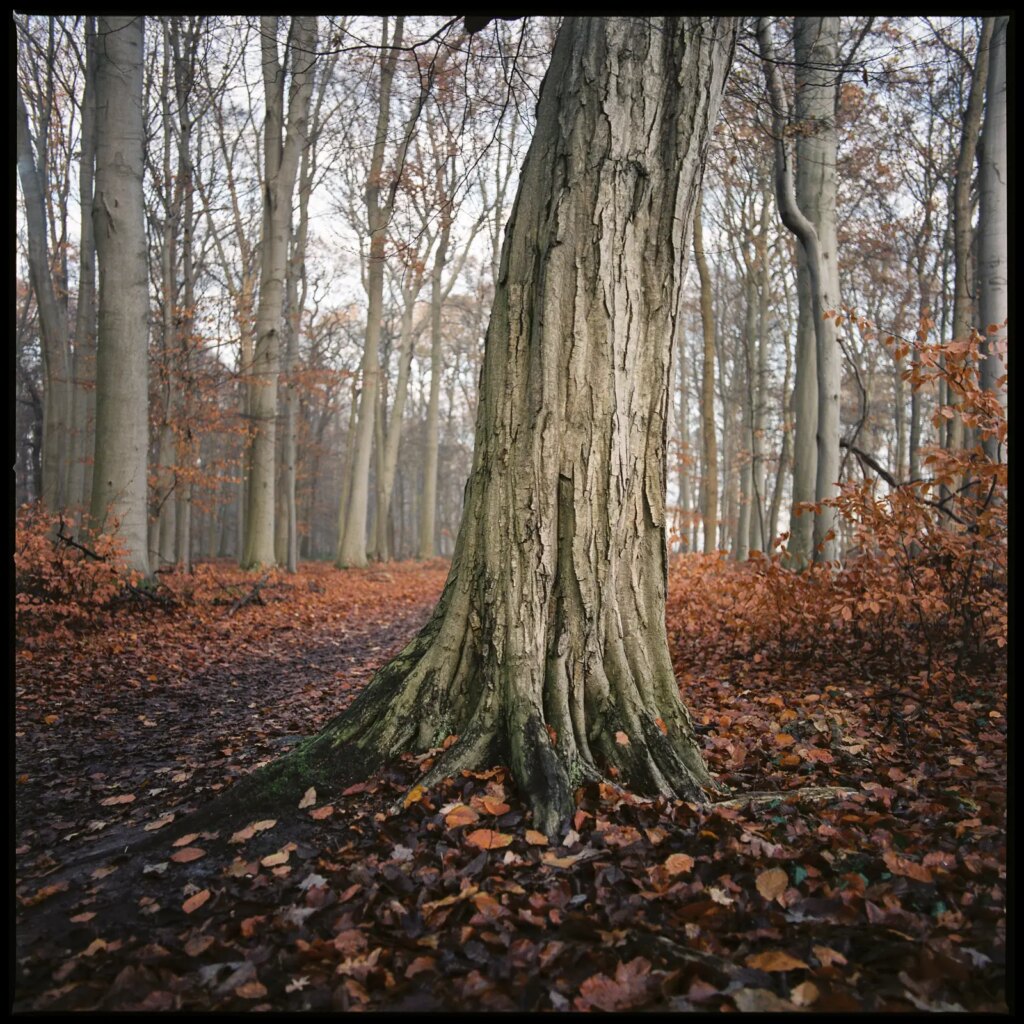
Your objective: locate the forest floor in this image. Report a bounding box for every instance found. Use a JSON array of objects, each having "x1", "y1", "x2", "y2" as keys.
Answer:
[{"x1": 14, "y1": 558, "x2": 1007, "y2": 1012}]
